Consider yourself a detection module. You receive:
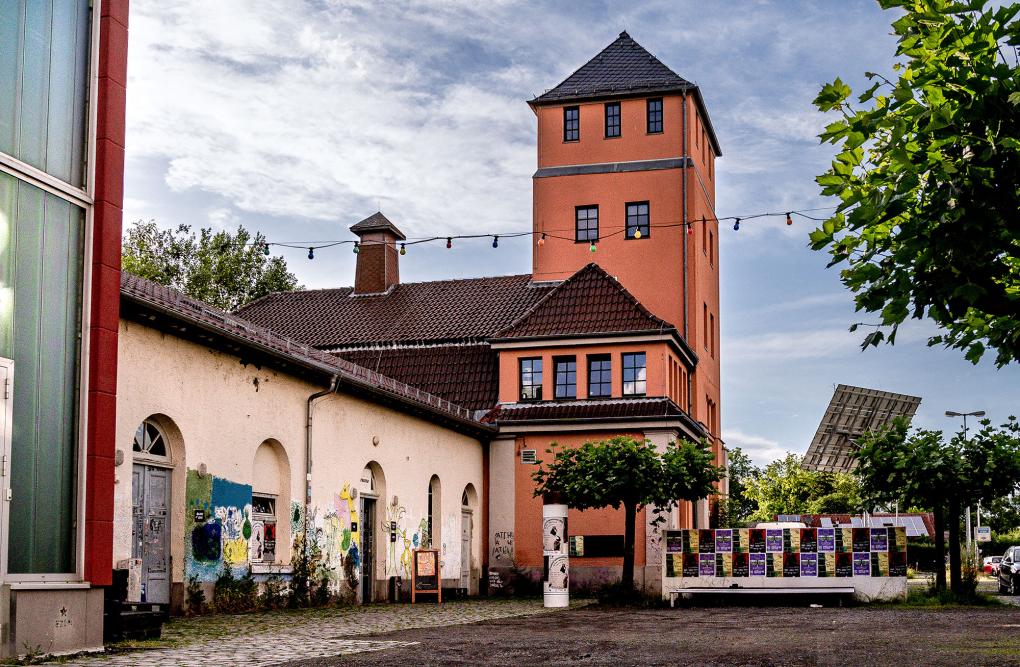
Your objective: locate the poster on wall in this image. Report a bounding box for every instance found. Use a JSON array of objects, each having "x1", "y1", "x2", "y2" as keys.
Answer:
[
  {"x1": 853, "y1": 552, "x2": 871, "y2": 576},
  {"x1": 749, "y1": 529, "x2": 766, "y2": 553},
  {"x1": 666, "y1": 533, "x2": 683, "y2": 554},
  {"x1": 715, "y1": 529, "x2": 732, "y2": 553},
  {"x1": 783, "y1": 552, "x2": 801, "y2": 577},
  {"x1": 837, "y1": 528, "x2": 853, "y2": 553},
  {"x1": 715, "y1": 552, "x2": 733, "y2": 577},
  {"x1": 412, "y1": 549, "x2": 441, "y2": 603},
  {"x1": 543, "y1": 516, "x2": 566, "y2": 554},
  {"x1": 800, "y1": 528, "x2": 817, "y2": 553},
  {"x1": 682, "y1": 552, "x2": 700, "y2": 578},
  {"x1": 835, "y1": 552, "x2": 853, "y2": 577},
  {"x1": 749, "y1": 552, "x2": 767, "y2": 576},
  {"x1": 800, "y1": 553, "x2": 818, "y2": 577},
  {"x1": 785, "y1": 528, "x2": 800, "y2": 553},
  {"x1": 699, "y1": 553, "x2": 716, "y2": 576},
  {"x1": 818, "y1": 528, "x2": 836, "y2": 552},
  {"x1": 732, "y1": 552, "x2": 750, "y2": 577},
  {"x1": 666, "y1": 554, "x2": 682, "y2": 577},
  {"x1": 545, "y1": 555, "x2": 569, "y2": 591},
  {"x1": 766, "y1": 529, "x2": 784, "y2": 553},
  {"x1": 889, "y1": 550, "x2": 907, "y2": 577},
  {"x1": 767, "y1": 553, "x2": 783, "y2": 577},
  {"x1": 870, "y1": 528, "x2": 888, "y2": 552},
  {"x1": 699, "y1": 530, "x2": 715, "y2": 553},
  {"x1": 852, "y1": 528, "x2": 871, "y2": 553},
  {"x1": 682, "y1": 530, "x2": 699, "y2": 554},
  {"x1": 732, "y1": 528, "x2": 748, "y2": 553},
  {"x1": 871, "y1": 551, "x2": 890, "y2": 577},
  {"x1": 819, "y1": 552, "x2": 834, "y2": 577}
]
